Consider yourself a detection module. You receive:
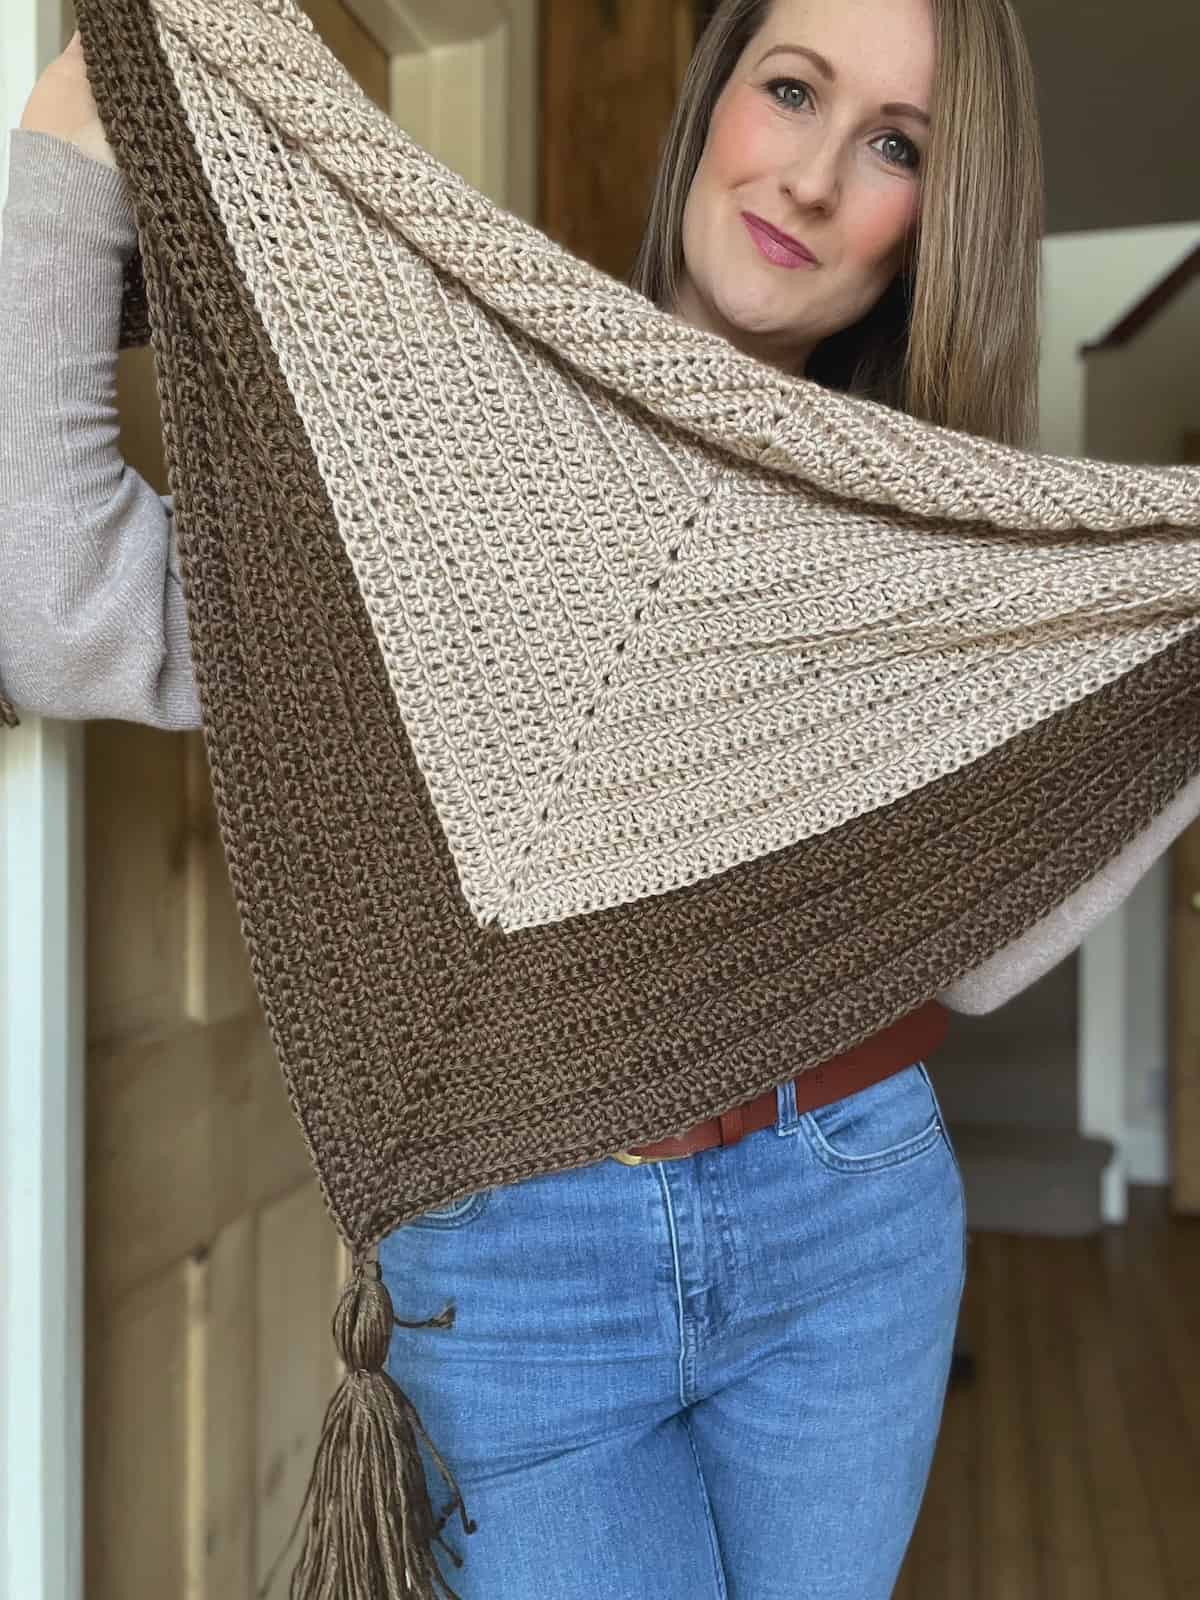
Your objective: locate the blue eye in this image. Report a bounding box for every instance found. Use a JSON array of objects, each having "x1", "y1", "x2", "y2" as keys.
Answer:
[
  {"x1": 874, "y1": 133, "x2": 921, "y2": 172},
  {"x1": 763, "y1": 76, "x2": 922, "y2": 174},
  {"x1": 765, "y1": 76, "x2": 810, "y2": 113}
]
